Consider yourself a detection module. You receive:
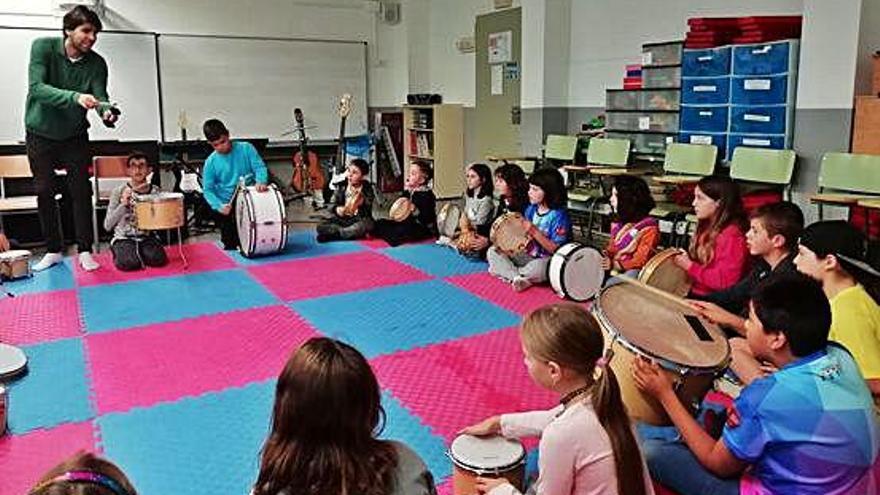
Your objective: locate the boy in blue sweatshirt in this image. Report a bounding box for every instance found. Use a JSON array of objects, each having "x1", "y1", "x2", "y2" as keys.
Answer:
[{"x1": 202, "y1": 119, "x2": 269, "y2": 250}]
